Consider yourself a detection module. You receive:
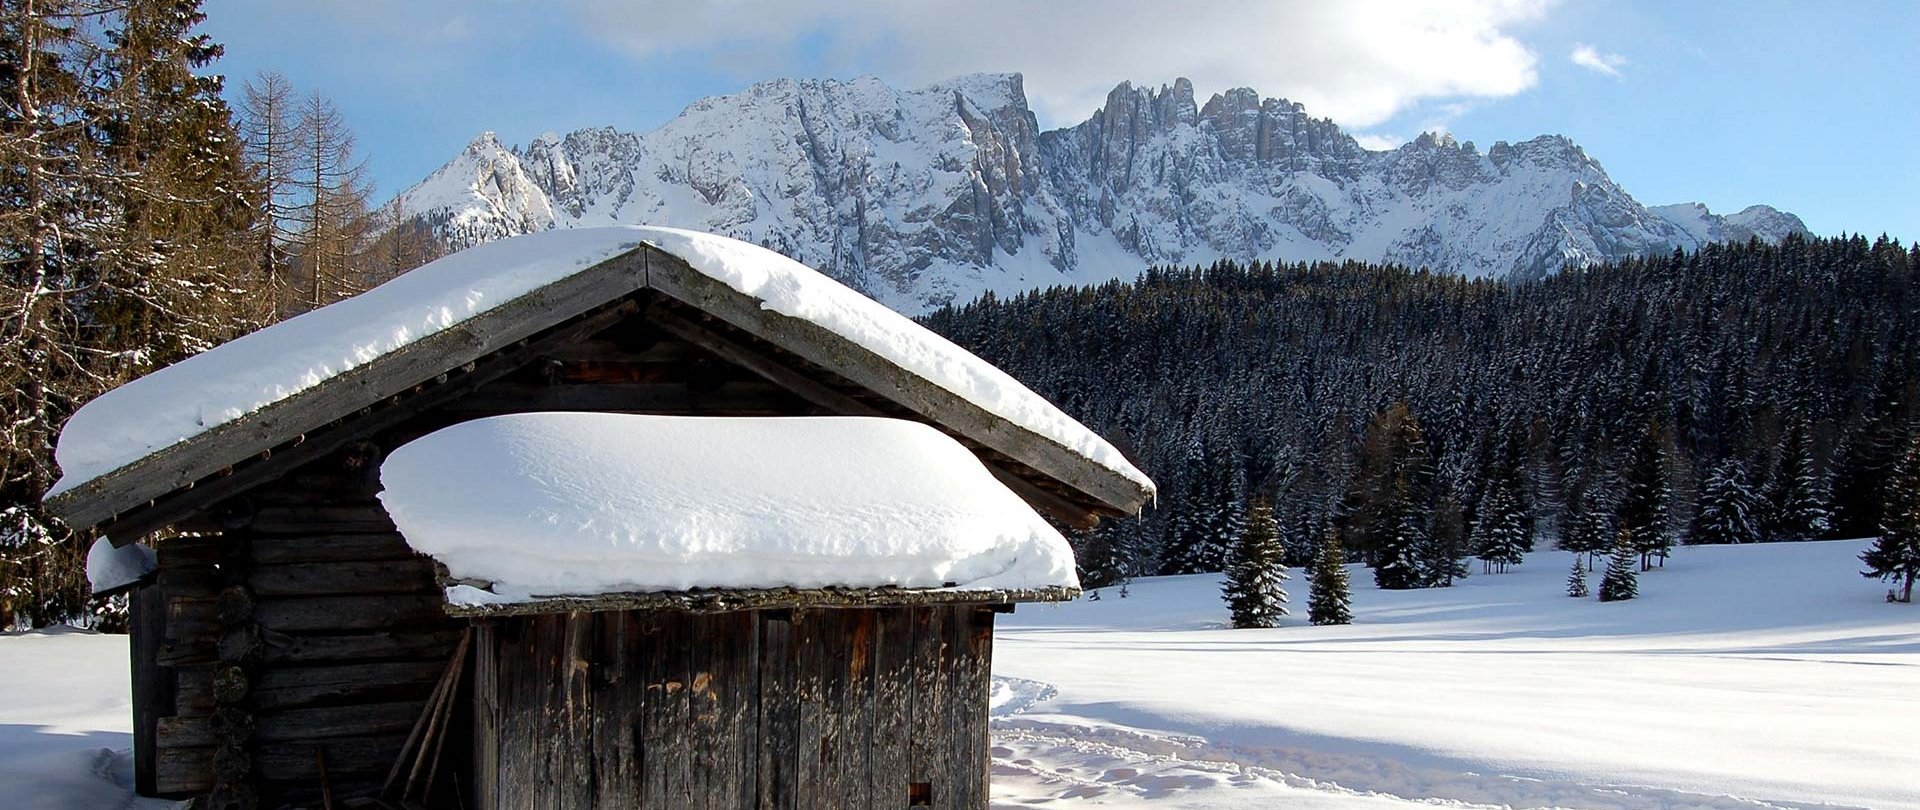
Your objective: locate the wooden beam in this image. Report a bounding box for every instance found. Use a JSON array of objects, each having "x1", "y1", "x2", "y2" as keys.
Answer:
[
  {"x1": 647, "y1": 305, "x2": 1104, "y2": 528},
  {"x1": 443, "y1": 380, "x2": 805, "y2": 416},
  {"x1": 47, "y1": 249, "x2": 651, "y2": 532},
  {"x1": 439, "y1": 583, "x2": 1080, "y2": 618},
  {"x1": 640, "y1": 246, "x2": 1152, "y2": 516}
]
